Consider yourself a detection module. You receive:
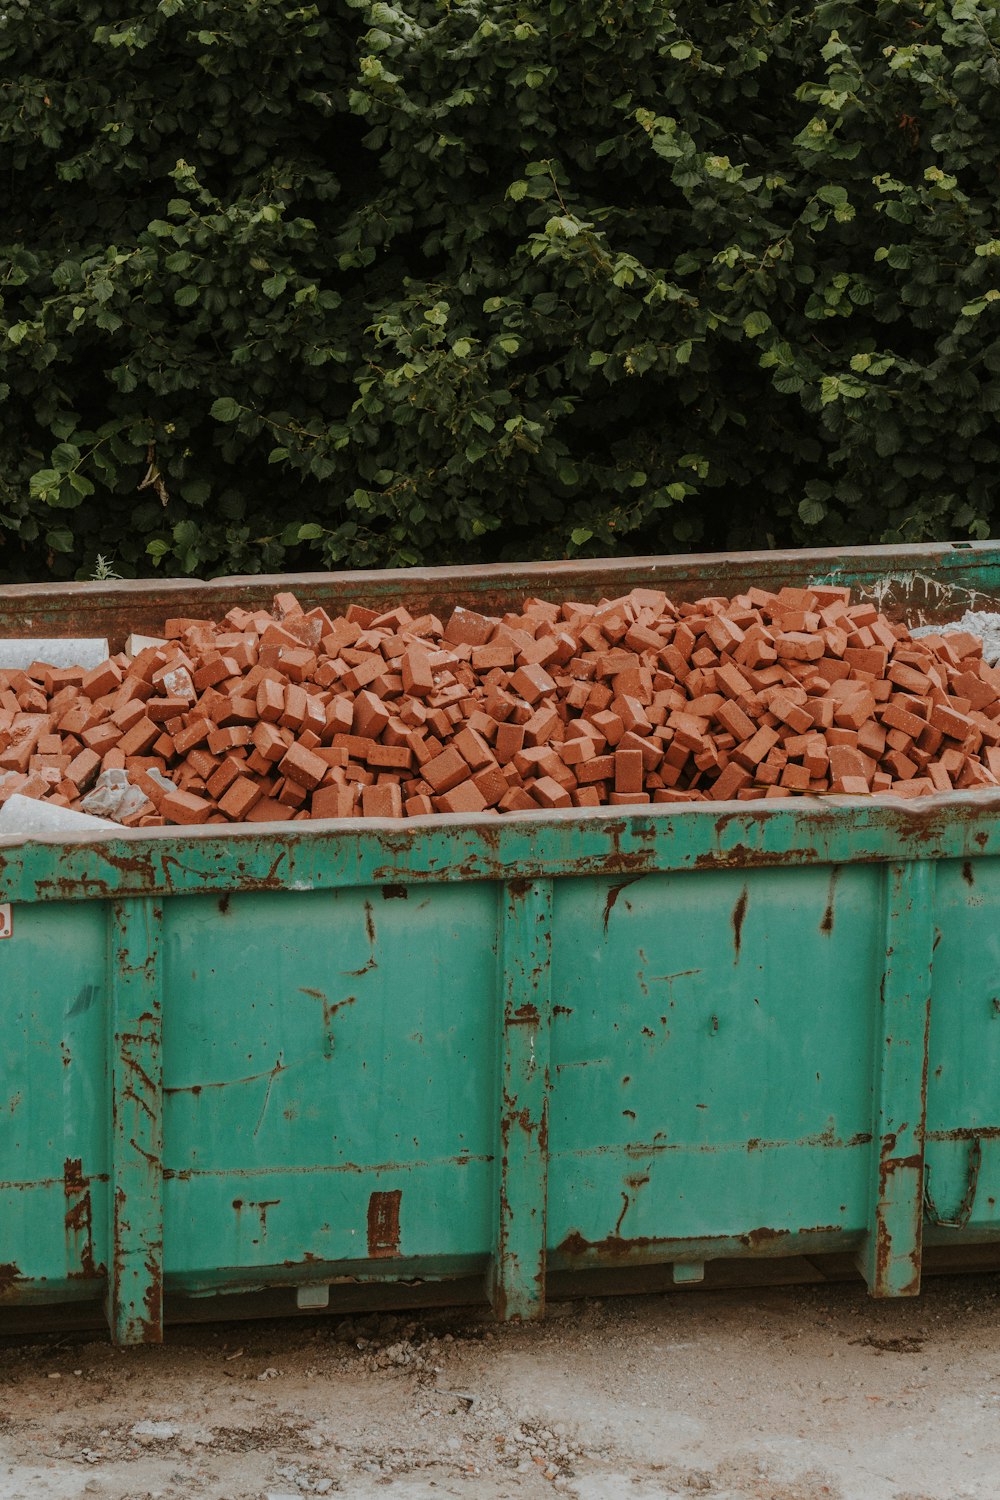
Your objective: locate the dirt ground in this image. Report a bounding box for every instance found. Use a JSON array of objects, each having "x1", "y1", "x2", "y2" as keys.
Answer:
[{"x1": 2, "y1": 1273, "x2": 999, "y2": 1500}]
